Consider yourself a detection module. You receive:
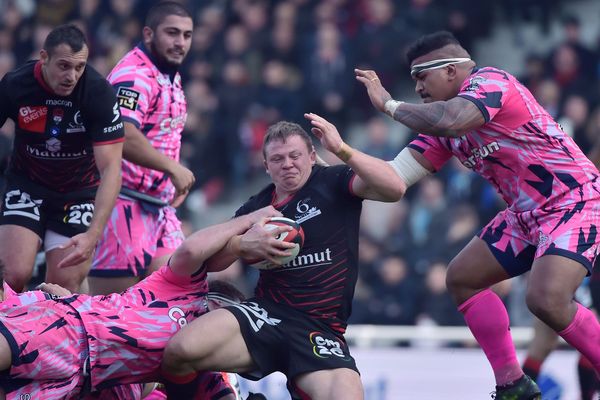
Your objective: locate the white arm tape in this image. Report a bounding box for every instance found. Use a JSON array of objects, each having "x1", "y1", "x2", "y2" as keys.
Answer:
[
  {"x1": 387, "y1": 148, "x2": 431, "y2": 187},
  {"x1": 384, "y1": 99, "x2": 403, "y2": 117}
]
